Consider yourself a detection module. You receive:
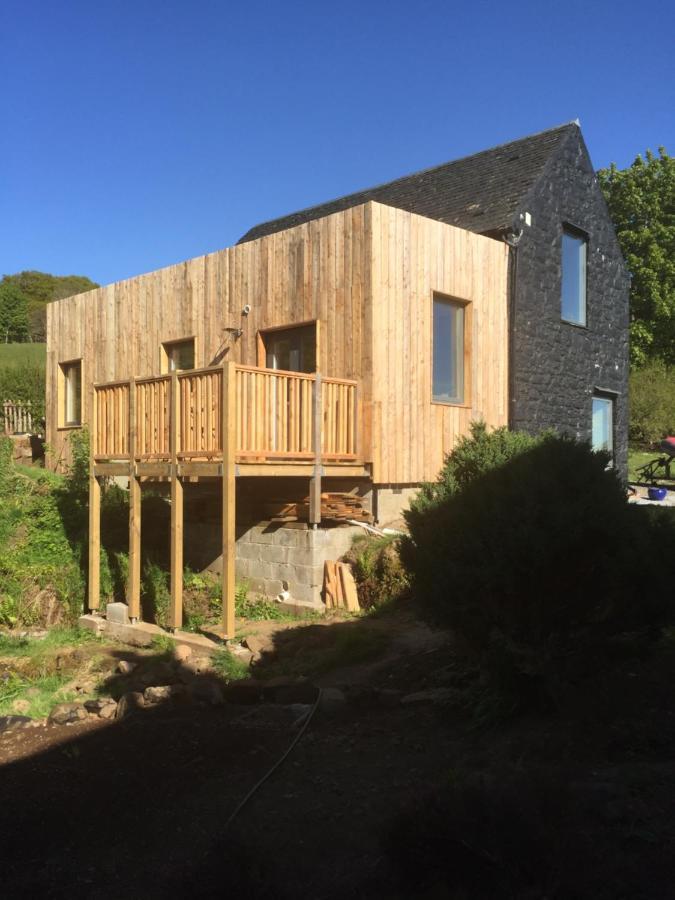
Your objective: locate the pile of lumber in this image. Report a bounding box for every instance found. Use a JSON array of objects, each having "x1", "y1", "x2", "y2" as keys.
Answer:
[
  {"x1": 261, "y1": 492, "x2": 373, "y2": 523},
  {"x1": 323, "y1": 561, "x2": 360, "y2": 611}
]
